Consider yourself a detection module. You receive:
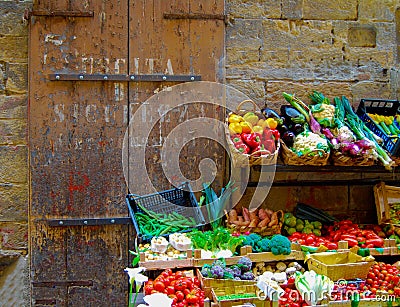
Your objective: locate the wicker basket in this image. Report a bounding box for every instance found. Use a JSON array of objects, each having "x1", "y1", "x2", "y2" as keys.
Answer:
[
  {"x1": 225, "y1": 99, "x2": 279, "y2": 167},
  {"x1": 305, "y1": 251, "x2": 374, "y2": 281},
  {"x1": 331, "y1": 150, "x2": 375, "y2": 166},
  {"x1": 280, "y1": 140, "x2": 330, "y2": 166}
]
